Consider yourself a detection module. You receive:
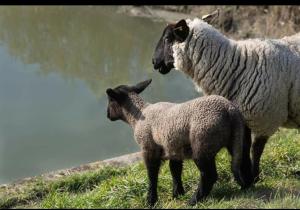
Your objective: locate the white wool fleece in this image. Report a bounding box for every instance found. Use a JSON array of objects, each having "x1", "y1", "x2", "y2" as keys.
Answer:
[{"x1": 172, "y1": 18, "x2": 300, "y2": 137}]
